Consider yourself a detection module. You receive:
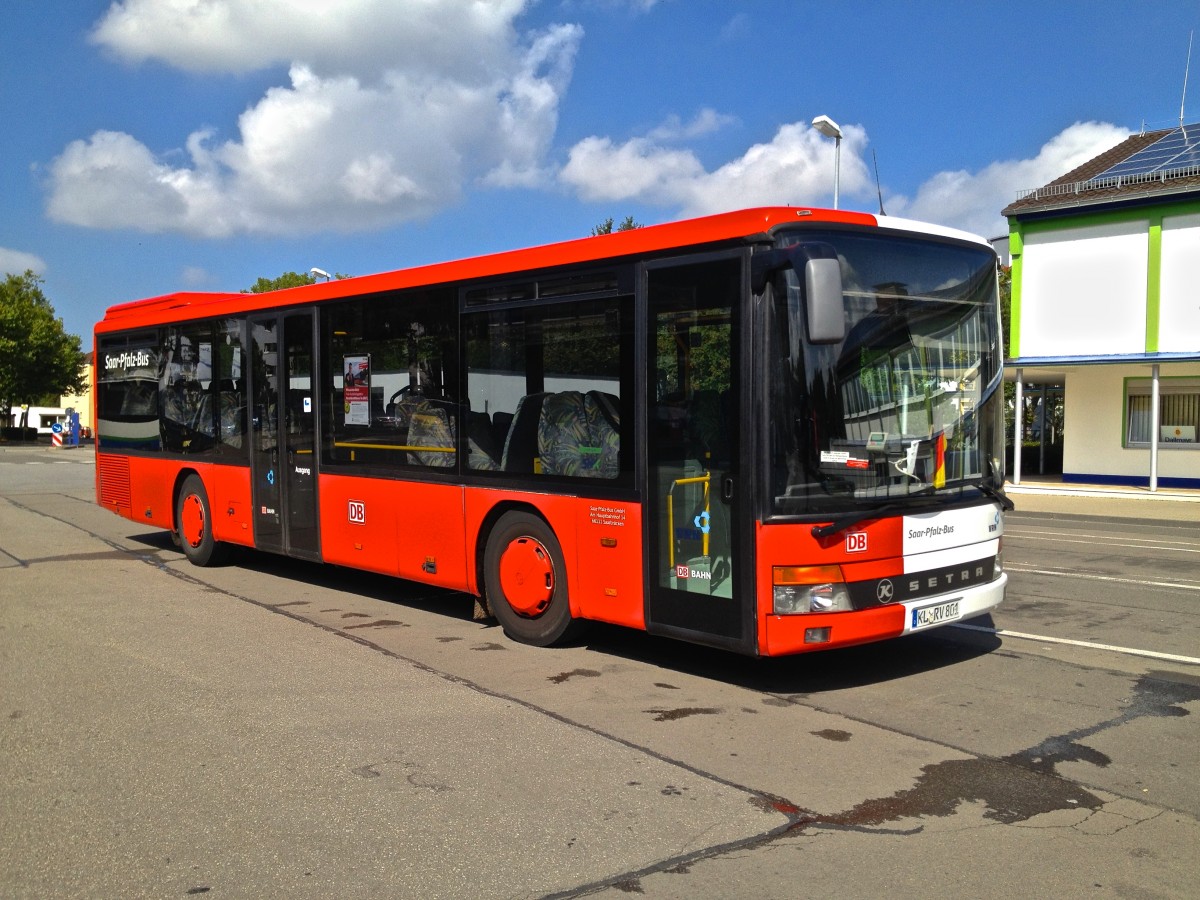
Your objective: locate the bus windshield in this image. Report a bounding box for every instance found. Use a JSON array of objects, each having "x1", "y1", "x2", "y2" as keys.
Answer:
[{"x1": 768, "y1": 230, "x2": 1004, "y2": 517}]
